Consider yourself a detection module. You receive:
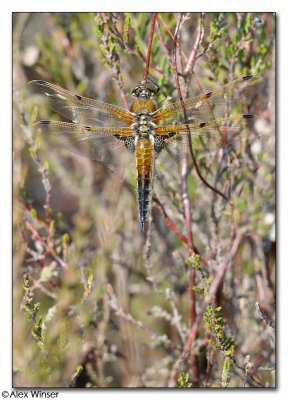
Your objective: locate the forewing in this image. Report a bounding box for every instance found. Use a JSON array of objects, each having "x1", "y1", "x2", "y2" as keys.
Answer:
[
  {"x1": 33, "y1": 121, "x2": 134, "y2": 164},
  {"x1": 152, "y1": 75, "x2": 264, "y2": 124},
  {"x1": 27, "y1": 80, "x2": 134, "y2": 127}
]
